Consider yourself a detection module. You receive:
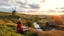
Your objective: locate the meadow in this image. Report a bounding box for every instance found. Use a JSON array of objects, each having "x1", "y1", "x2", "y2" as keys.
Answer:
[{"x1": 0, "y1": 12, "x2": 64, "y2": 36}]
